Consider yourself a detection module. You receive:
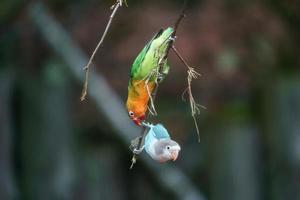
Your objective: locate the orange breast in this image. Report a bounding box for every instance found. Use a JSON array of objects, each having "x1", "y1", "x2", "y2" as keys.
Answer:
[{"x1": 126, "y1": 80, "x2": 156, "y2": 117}]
